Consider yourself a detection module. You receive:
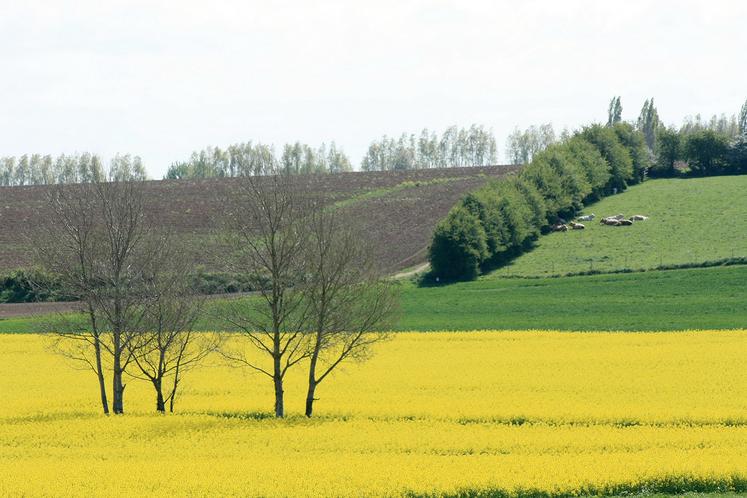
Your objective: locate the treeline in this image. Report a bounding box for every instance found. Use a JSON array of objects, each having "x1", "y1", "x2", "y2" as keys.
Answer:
[
  {"x1": 165, "y1": 141, "x2": 353, "y2": 179},
  {"x1": 360, "y1": 125, "x2": 497, "y2": 171},
  {"x1": 0, "y1": 153, "x2": 147, "y2": 186},
  {"x1": 167, "y1": 124, "x2": 498, "y2": 180},
  {"x1": 429, "y1": 122, "x2": 648, "y2": 280},
  {"x1": 615, "y1": 96, "x2": 747, "y2": 177}
]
